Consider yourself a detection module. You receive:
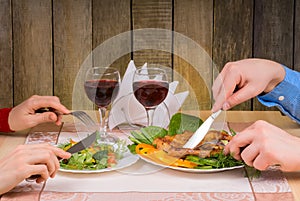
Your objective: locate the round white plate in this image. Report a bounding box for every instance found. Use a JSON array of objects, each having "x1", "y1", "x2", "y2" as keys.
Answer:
[
  {"x1": 138, "y1": 154, "x2": 244, "y2": 173},
  {"x1": 59, "y1": 151, "x2": 139, "y2": 173}
]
